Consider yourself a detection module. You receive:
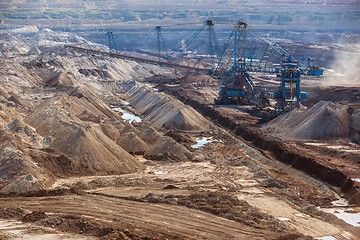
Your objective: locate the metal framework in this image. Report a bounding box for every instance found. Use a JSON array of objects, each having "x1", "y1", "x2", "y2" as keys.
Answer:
[
  {"x1": 155, "y1": 26, "x2": 167, "y2": 61},
  {"x1": 280, "y1": 56, "x2": 301, "y2": 109},
  {"x1": 107, "y1": 32, "x2": 117, "y2": 52},
  {"x1": 213, "y1": 21, "x2": 256, "y2": 104}
]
